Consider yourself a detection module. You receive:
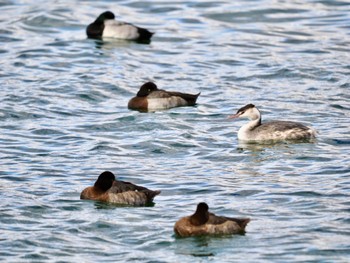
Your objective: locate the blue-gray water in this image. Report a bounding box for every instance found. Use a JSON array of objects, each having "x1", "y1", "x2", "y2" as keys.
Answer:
[{"x1": 1, "y1": 0, "x2": 350, "y2": 262}]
